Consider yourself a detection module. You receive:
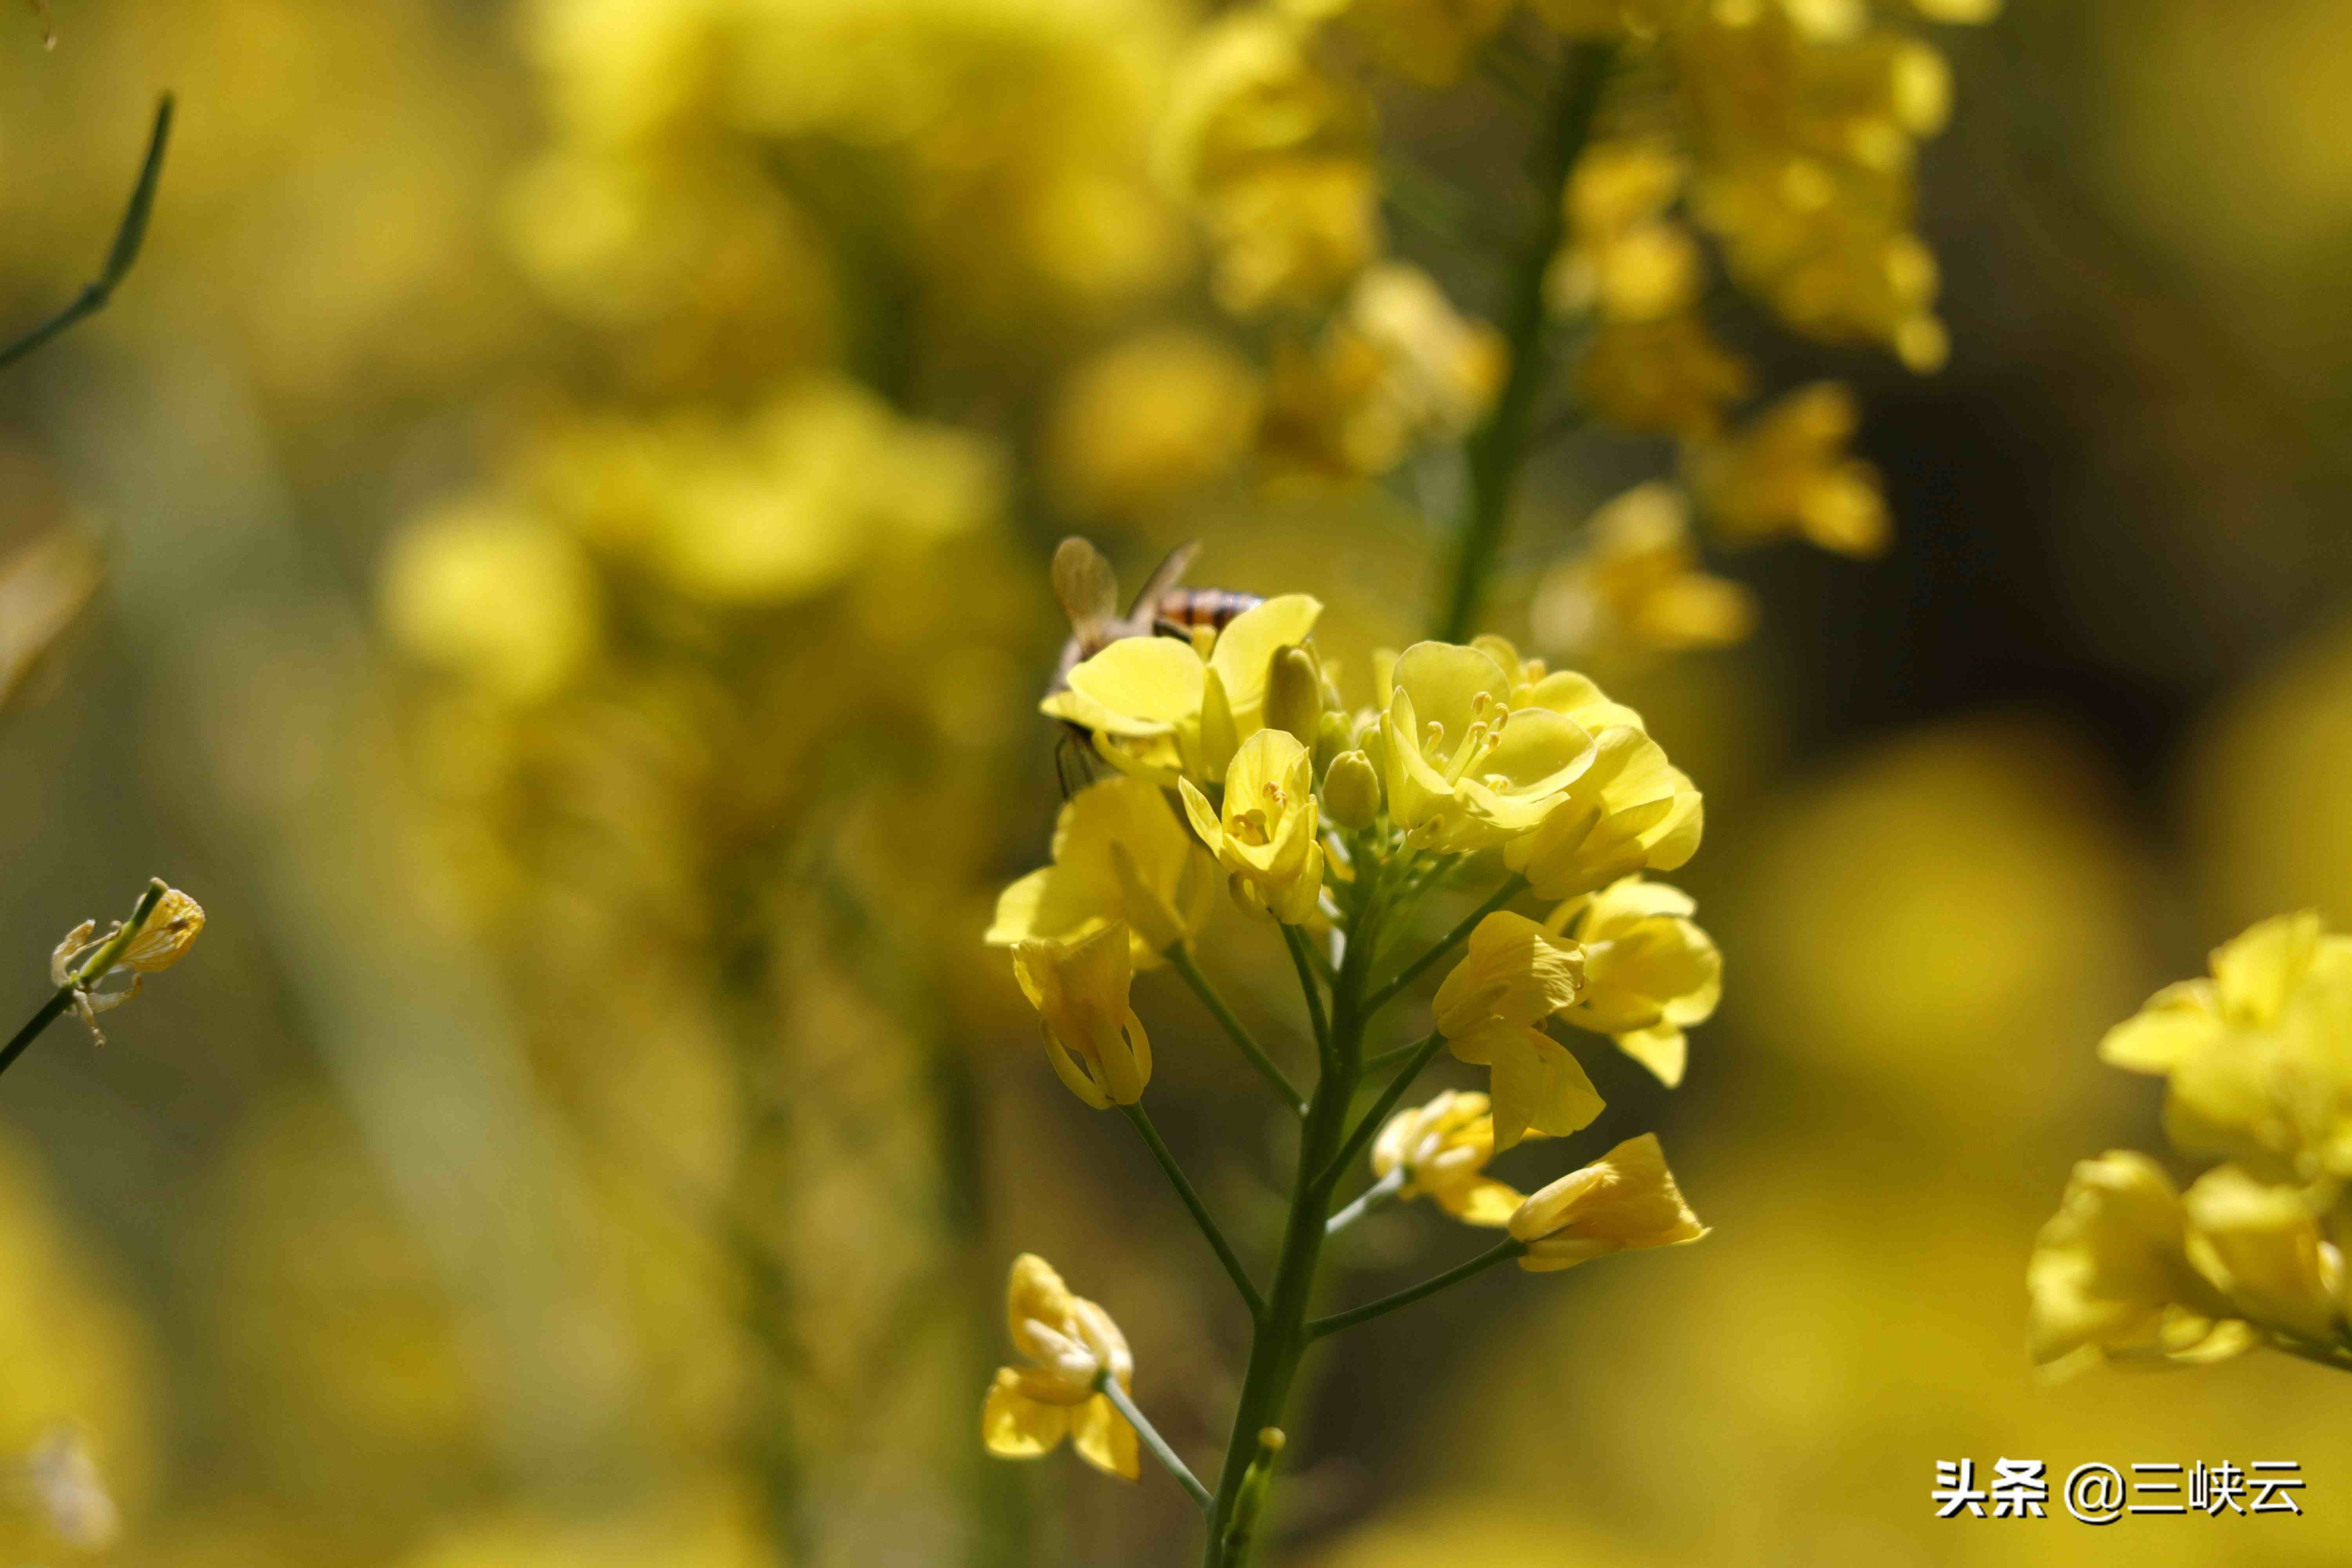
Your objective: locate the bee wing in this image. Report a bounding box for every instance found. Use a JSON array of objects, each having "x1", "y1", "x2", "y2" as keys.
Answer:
[
  {"x1": 1052, "y1": 536, "x2": 1121, "y2": 640},
  {"x1": 1125, "y1": 540, "x2": 1200, "y2": 621}
]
